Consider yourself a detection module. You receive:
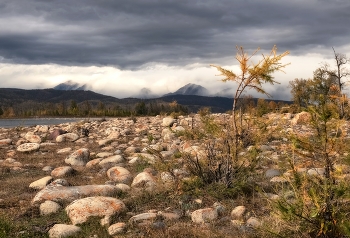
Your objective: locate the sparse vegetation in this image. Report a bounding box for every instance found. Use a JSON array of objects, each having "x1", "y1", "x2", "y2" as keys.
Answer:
[{"x1": 2, "y1": 47, "x2": 350, "y2": 238}]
